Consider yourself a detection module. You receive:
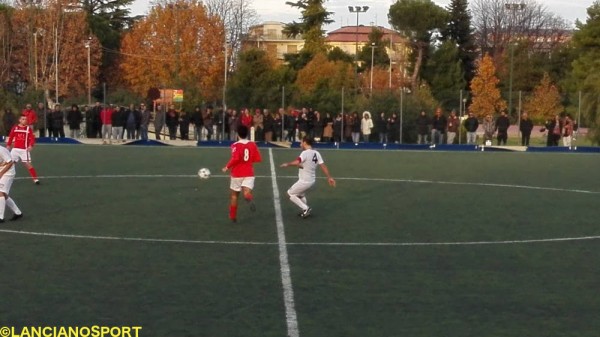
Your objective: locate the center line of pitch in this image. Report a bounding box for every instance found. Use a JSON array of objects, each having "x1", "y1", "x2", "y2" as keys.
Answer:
[{"x1": 269, "y1": 148, "x2": 300, "y2": 337}]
